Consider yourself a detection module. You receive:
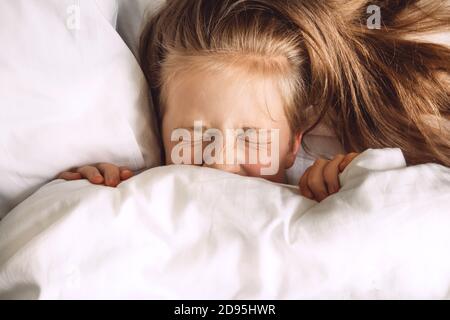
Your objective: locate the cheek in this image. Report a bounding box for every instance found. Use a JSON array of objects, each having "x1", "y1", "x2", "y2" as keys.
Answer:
[
  {"x1": 241, "y1": 163, "x2": 287, "y2": 183},
  {"x1": 164, "y1": 139, "x2": 207, "y2": 166},
  {"x1": 164, "y1": 142, "x2": 174, "y2": 165},
  {"x1": 163, "y1": 141, "x2": 193, "y2": 165},
  {"x1": 241, "y1": 163, "x2": 265, "y2": 176},
  {"x1": 162, "y1": 130, "x2": 174, "y2": 164},
  {"x1": 241, "y1": 142, "x2": 291, "y2": 180}
]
